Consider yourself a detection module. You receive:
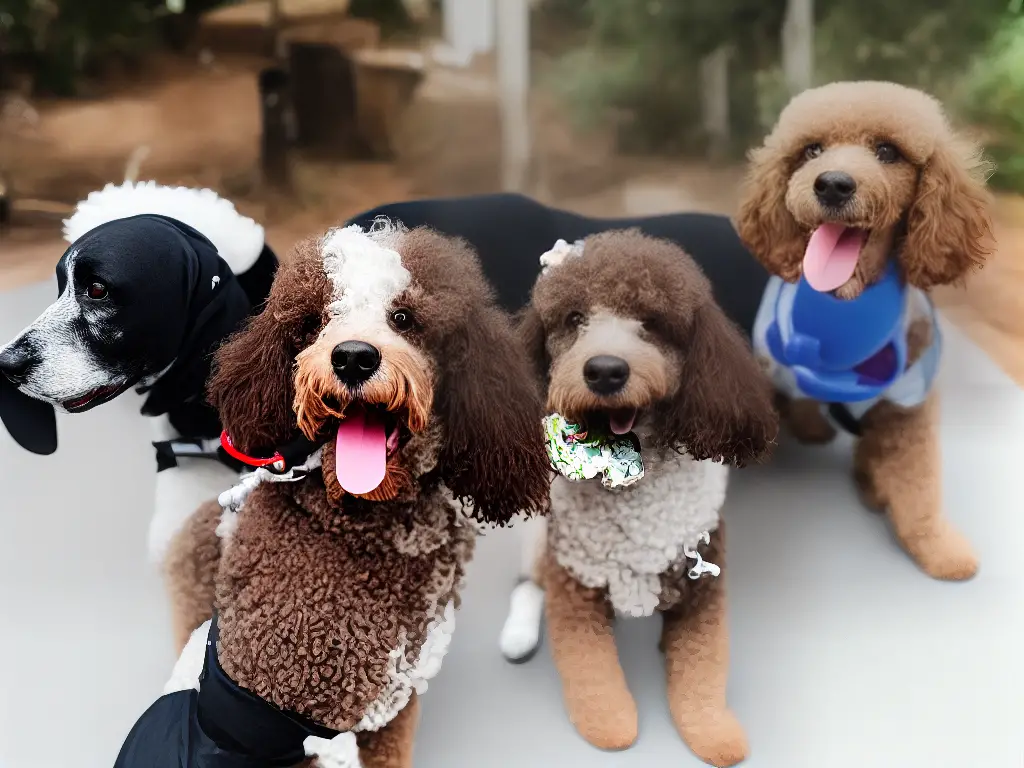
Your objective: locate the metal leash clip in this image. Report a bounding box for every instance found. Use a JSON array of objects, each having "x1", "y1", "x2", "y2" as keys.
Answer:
[{"x1": 684, "y1": 531, "x2": 721, "y2": 580}]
